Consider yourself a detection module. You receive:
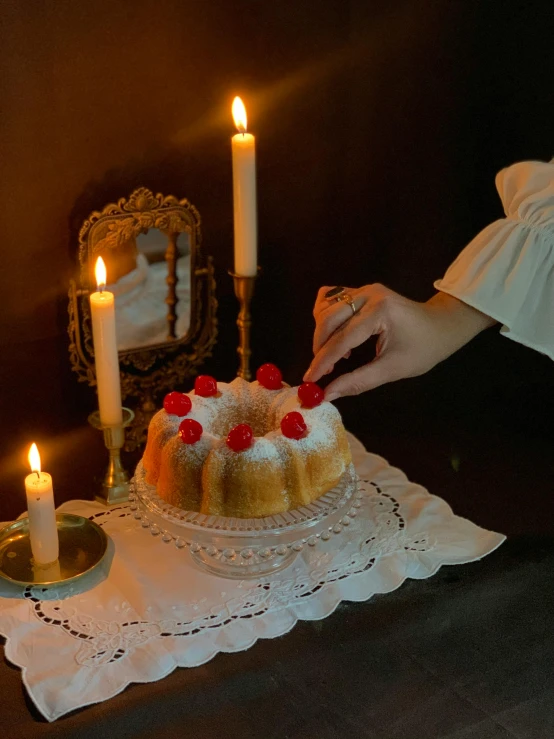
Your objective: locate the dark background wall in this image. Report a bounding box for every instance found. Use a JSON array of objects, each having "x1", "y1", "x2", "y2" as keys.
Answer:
[{"x1": 0, "y1": 0, "x2": 553, "y2": 526}]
